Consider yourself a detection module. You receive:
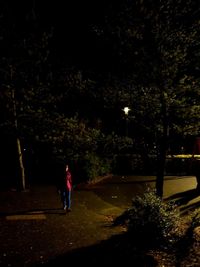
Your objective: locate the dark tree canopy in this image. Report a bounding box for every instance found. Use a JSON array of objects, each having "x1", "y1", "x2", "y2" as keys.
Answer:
[{"x1": 0, "y1": 0, "x2": 200, "y2": 192}]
